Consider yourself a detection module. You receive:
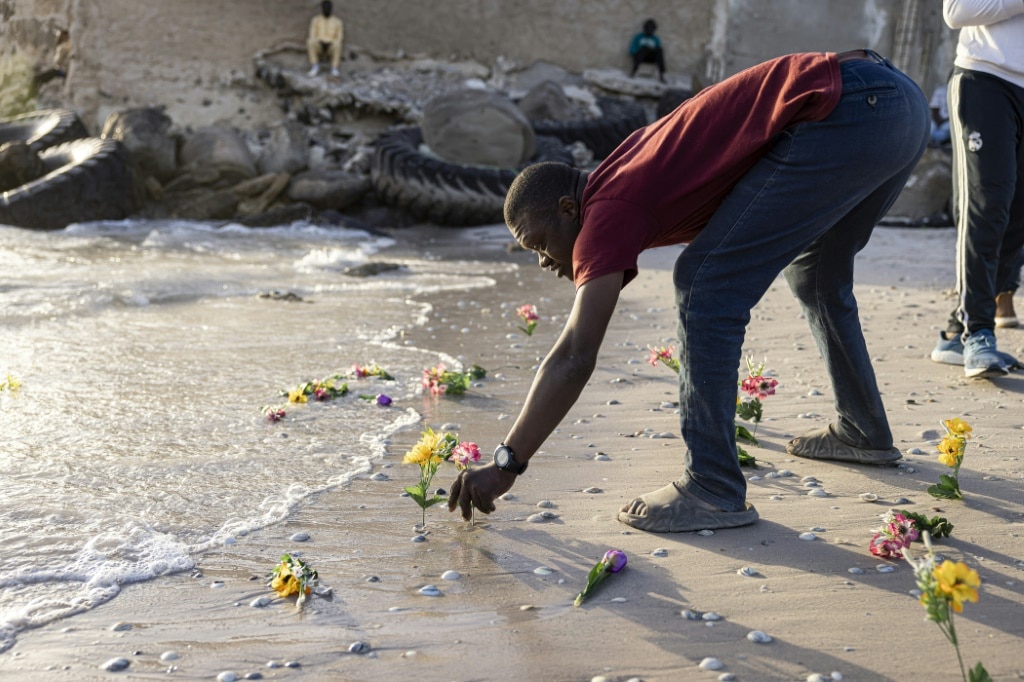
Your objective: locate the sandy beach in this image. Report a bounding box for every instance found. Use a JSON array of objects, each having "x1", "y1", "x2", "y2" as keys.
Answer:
[{"x1": 0, "y1": 224, "x2": 1021, "y2": 682}]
